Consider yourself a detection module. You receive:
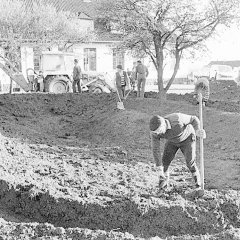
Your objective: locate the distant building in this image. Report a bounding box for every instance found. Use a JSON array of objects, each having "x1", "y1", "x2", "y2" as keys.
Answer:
[
  {"x1": 207, "y1": 60, "x2": 240, "y2": 68},
  {"x1": 20, "y1": 0, "x2": 135, "y2": 79}
]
